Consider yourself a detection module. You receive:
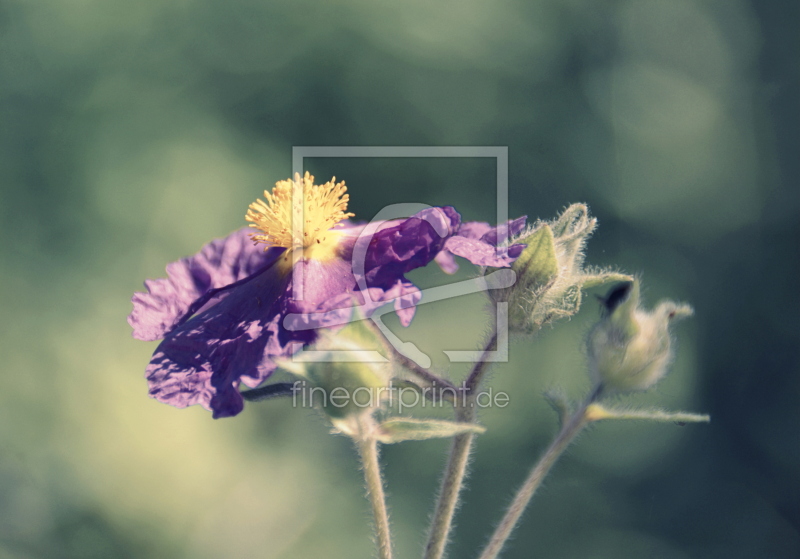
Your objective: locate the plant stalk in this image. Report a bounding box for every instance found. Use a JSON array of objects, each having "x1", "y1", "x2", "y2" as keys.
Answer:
[
  {"x1": 423, "y1": 333, "x2": 497, "y2": 559},
  {"x1": 357, "y1": 421, "x2": 393, "y2": 559},
  {"x1": 364, "y1": 318, "x2": 458, "y2": 398},
  {"x1": 477, "y1": 385, "x2": 602, "y2": 559}
]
